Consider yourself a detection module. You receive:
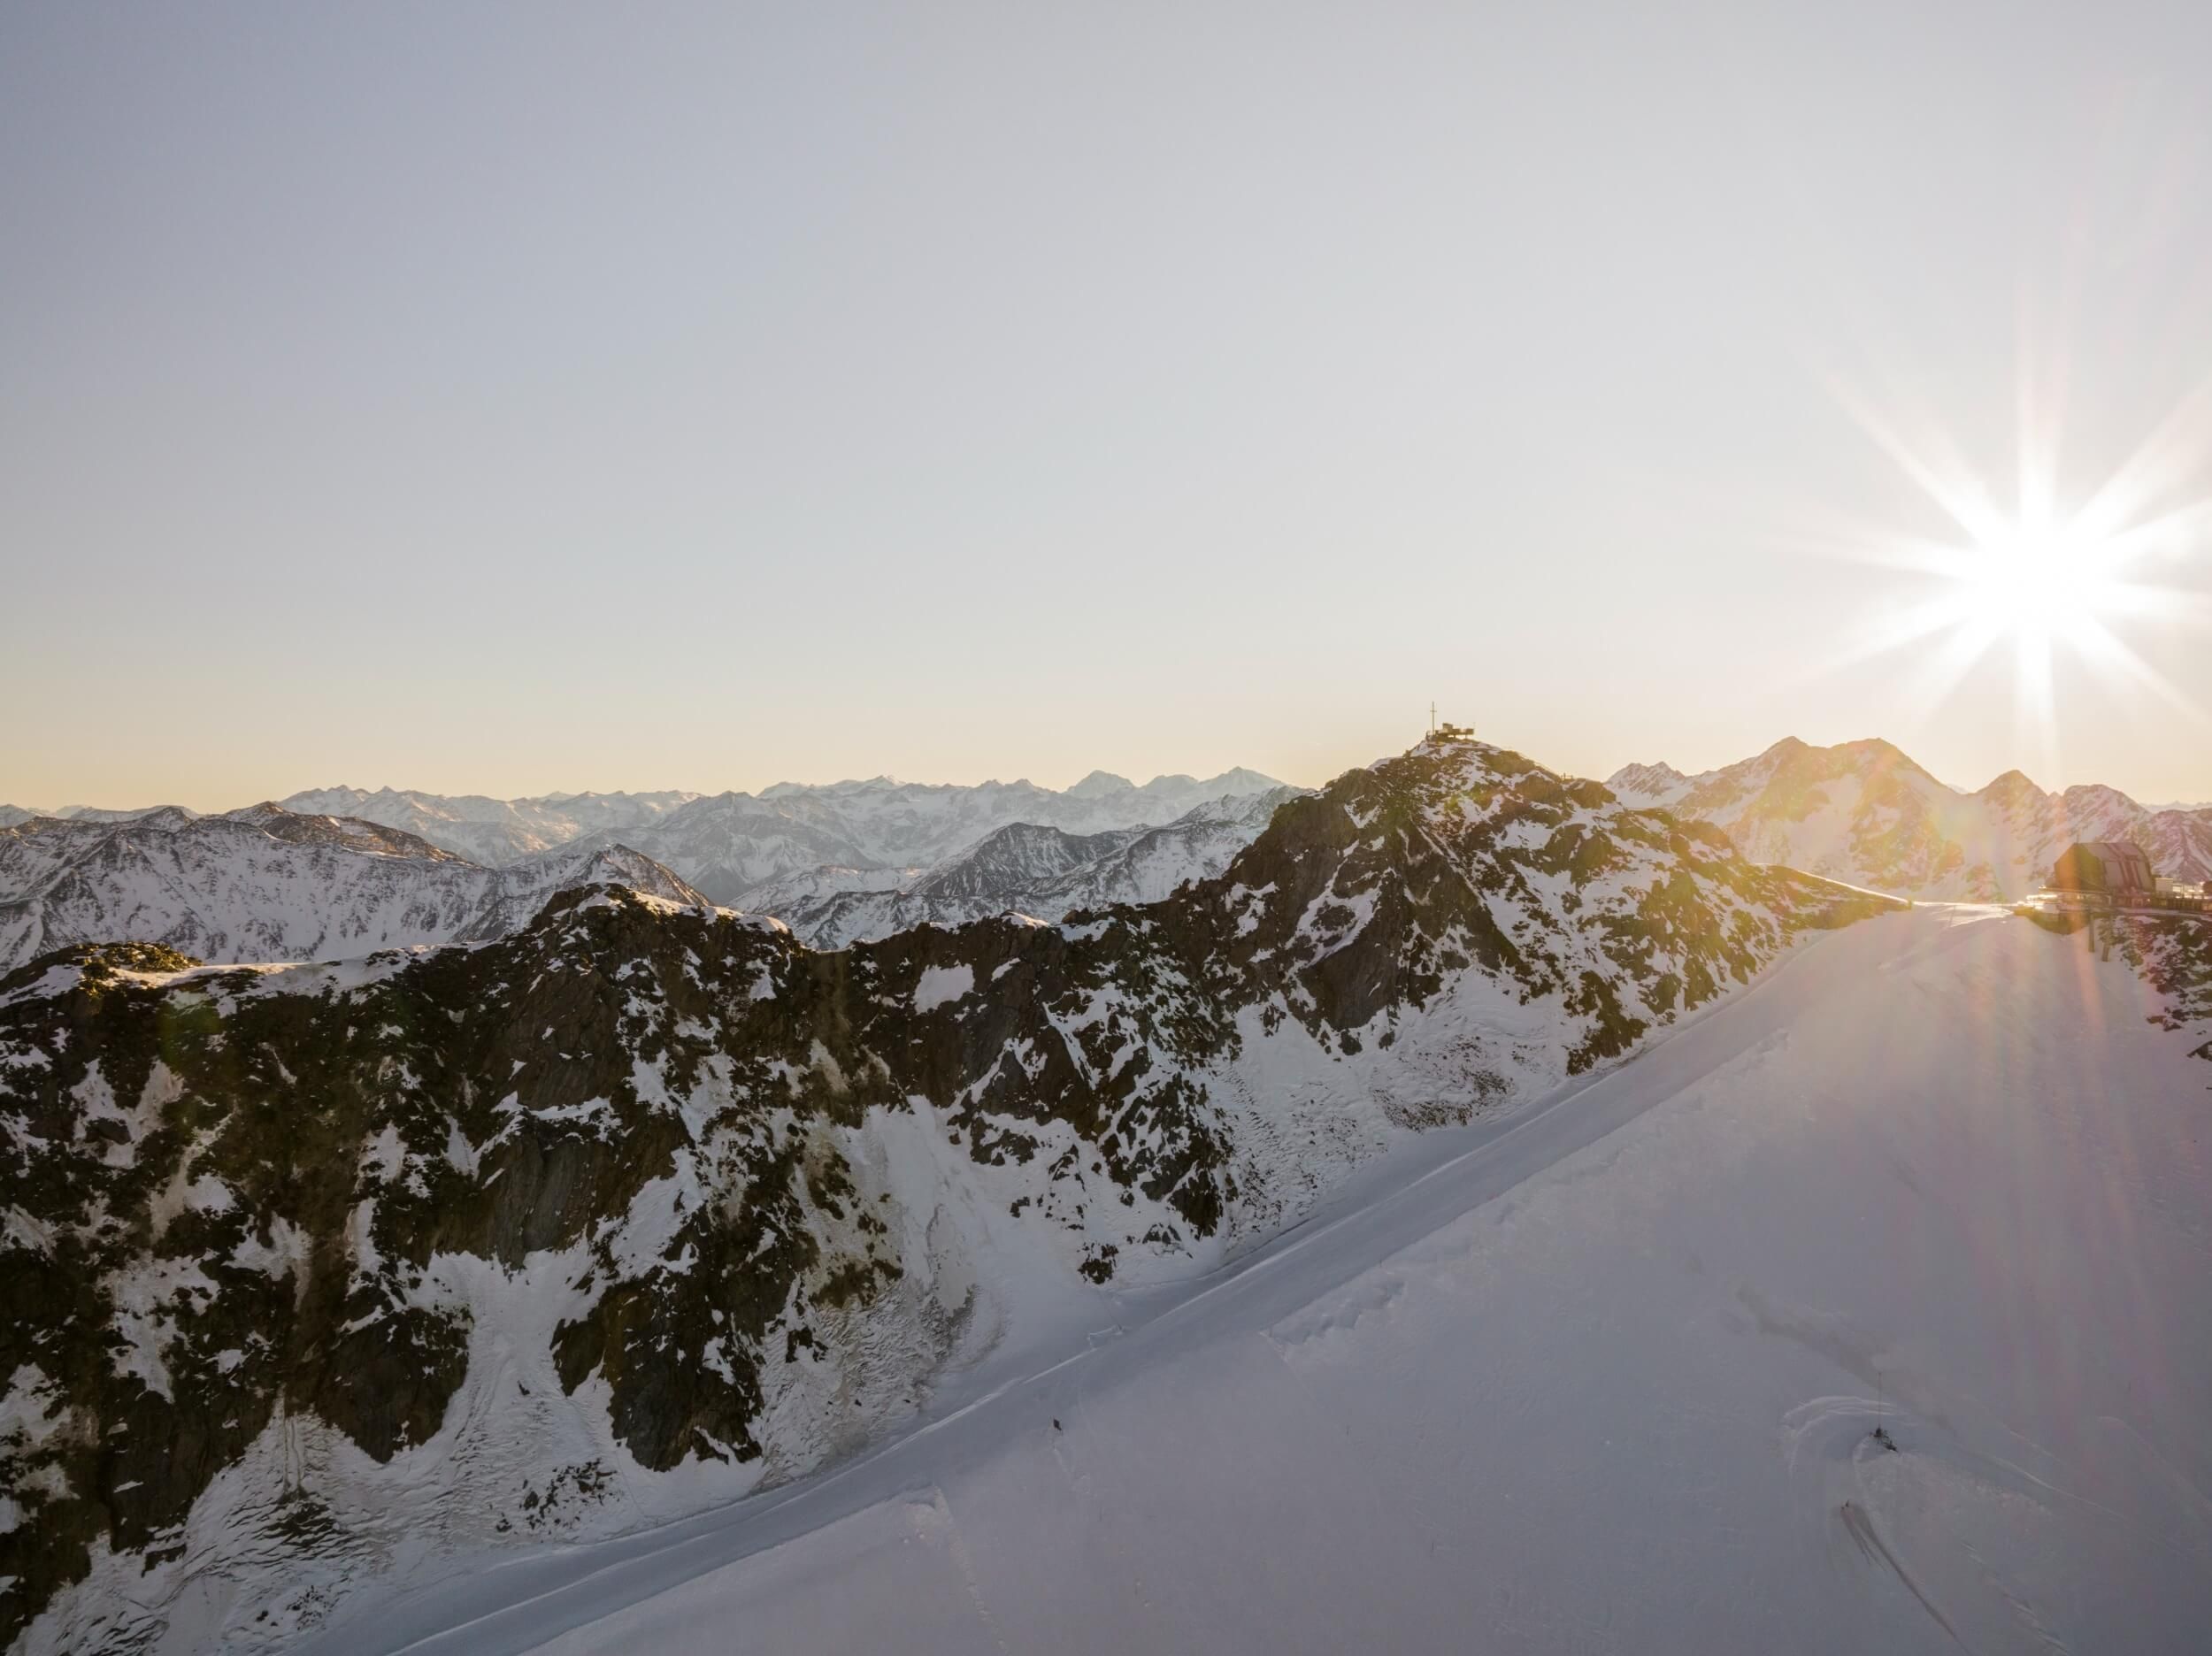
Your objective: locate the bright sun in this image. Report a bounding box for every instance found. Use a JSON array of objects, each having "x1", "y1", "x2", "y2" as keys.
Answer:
[
  {"x1": 1805, "y1": 367, "x2": 2211, "y2": 761},
  {"x1": 1963, "y1": 522, "x2": 2106, "y2": 642}
]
